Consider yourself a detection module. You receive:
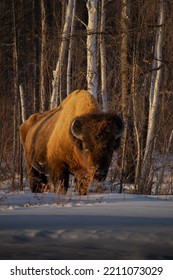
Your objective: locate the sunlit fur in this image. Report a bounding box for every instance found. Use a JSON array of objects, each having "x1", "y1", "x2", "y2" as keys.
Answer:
[{"x1": 20, "y1": 90, "x2": 123, "y2": 195}]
